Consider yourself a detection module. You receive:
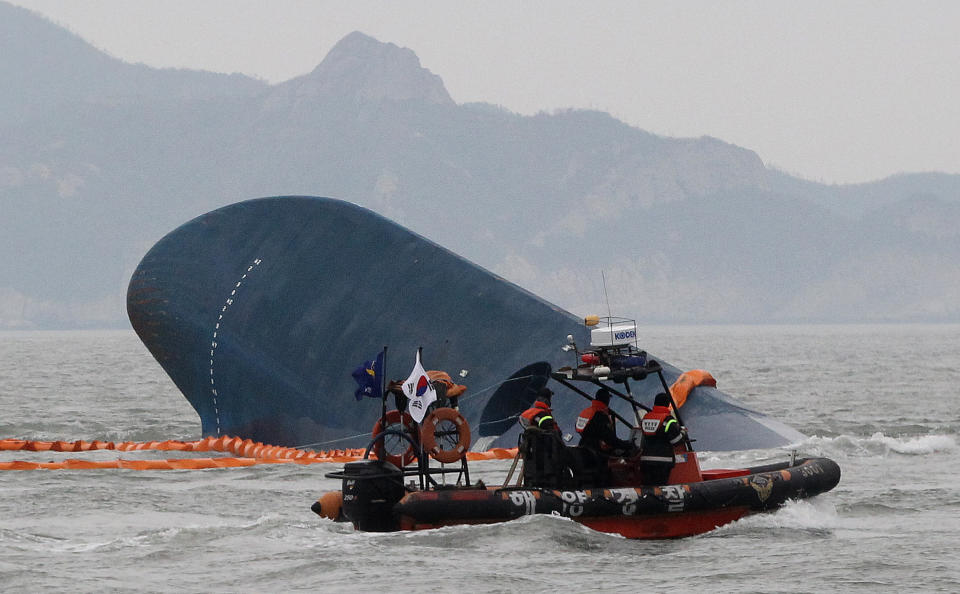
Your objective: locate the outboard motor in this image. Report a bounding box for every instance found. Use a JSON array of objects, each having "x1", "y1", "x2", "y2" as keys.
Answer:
[{"x1": 340, "y1": 459, "x2": 405, "y2": 532}]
